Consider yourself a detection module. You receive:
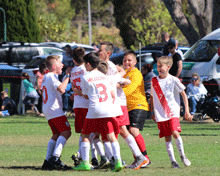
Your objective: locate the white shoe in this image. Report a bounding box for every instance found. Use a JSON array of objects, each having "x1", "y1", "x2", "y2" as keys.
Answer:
[{"x1": 181, "y1": 155, "x2": 191, "y2": 167}]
